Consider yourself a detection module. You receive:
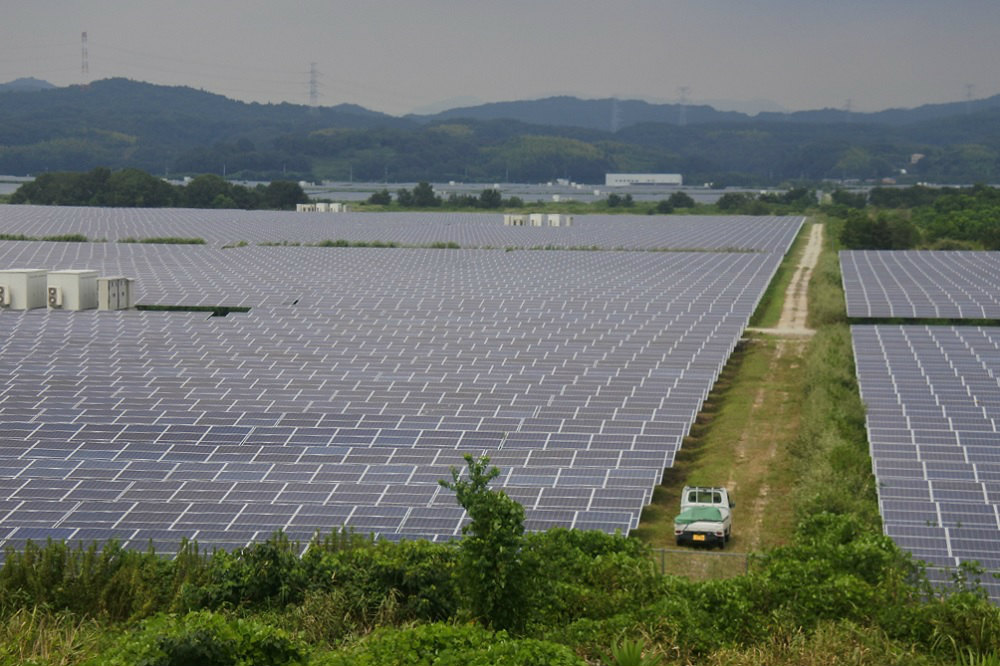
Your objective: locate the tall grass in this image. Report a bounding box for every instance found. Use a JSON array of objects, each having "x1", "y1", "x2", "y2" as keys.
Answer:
[
  {"x1": 793, "y1": 215, "x2": 879, "y2": 526},
  {"x1": 0, "y1": 607, "x2": 105, "y2": 665}
]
